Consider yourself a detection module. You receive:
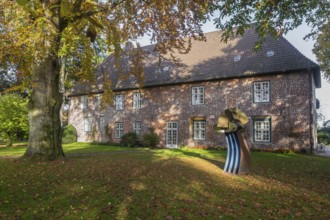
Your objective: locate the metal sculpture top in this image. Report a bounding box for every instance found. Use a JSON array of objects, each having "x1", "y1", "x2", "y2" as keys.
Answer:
[{"x1": 214, "y1": 108, "x2": 249, "y2": 133}]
